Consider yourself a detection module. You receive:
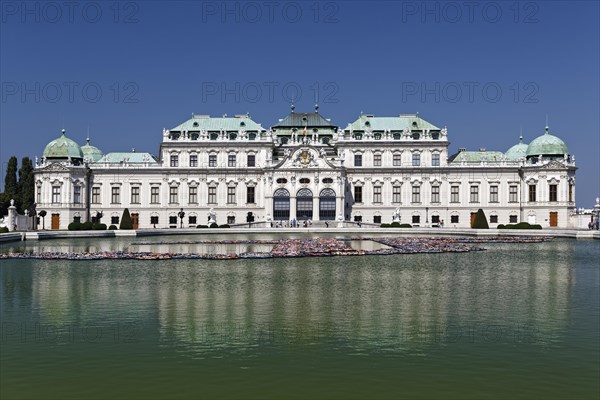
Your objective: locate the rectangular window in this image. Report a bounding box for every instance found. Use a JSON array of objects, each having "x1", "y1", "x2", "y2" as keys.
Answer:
[
  {"x1": 169, "y1": 187, "x2": 178, "y2": 204},
  {"x1": 451, "y1": 185, "x2": 459, "y2": 203},
  {"x1": 374, "y1": 215, "x2": 381, "y2": 224},
  {"x1": 91, "y1": 187, "x2": 100, "y2": 204},
  {"x1": 412, "y1": 153, "x2": 420, "y2": 166},
  {"x1": 189, "y1": 154, "x2": 198, "y2": 167},
  {"x1": 451, "y1": 215, "x2": 459, "y2": 224},
  {"x1": 470, "y1": 186, "x2": 479, "y2": 203},
  {"x1": 412, "y1": 215, "x2": 421, "y2": 224},
  {"x1": 52, "y1": 186, "x2": 61, "y2": 203},
  {"x1": 247, "y1": 186, "x2": 255, "y2": 203},
  {"x1": 490, "y1": 215, "x2": 498, "y2": 223},
  {"x1": 509, "y1": 215, "x2": 518, "y2": 223},
  {"x1": 354, "y1": 154, "x2": 362, "y2": 167},
  {"x1": 412, "y1": 186, "x2": 420, "y2": 203},
  {"x1": 549, "y1": 184, "x2": 558, "y2": 202},
  {"x1": 489, "y1": 185, "x2": 499, "y2": 203},
  {"x1": 73, "y1": 186, "x2": 81, "y2": 204},
  {"x1": 169, "y1": 216, "x2": 177, "y2": 225},
  {"x1": 432, "y1": 215, "x2": 440, "y2": 224},
  {"x1": 36, "y1": 186, "x2": 41, "y2": 203},
  {"x1": 509, "y1": 185, "x2": 518, "y2": 203},
  {"x1": 431, "y1": 153, "x2": 440, "y2": 166},
  {"x1": 208, "y1": 187, "x2": 217, "y2": 204},
  {"x1": 373, "y1": 186, "x2": 382, "y2": 203},
  {"x1": 354, "y1": 186, "x2": 362, "y2": 203},
  {"x1": 431, "y1": 185, "x2": 440, "y2": 203},
  {"x1": 131, "y1": 186, "x2": 140, "y2": 204},
  {"x1": 374, "y1": 154, "x2": 382, "y2": 167},
  {"x1": 354, "y1": 215, "x2": 362, "y2": 222},
  {"x1": 227, "y1": 216, "x2": 236, "y2": 225},
  {"x1": 529, "y1": 185, "x2": 536, "y2": 202},
  {"x1": 227, "y1": 187, "x2": 236, "y2": 204},
  {"x1": 150, "y1": 187, "x2": 160, "y2": 204},
  {"x1": 150, "y1": 216, "x2": 159, "y2": 225},
  {"x1": 73, "y1": 216, "x2": 81, "y2": 224},
  {"x1": 111, "y1": 216, "x2": 119, "y2": 225},
  {"x1": 209, "y1": 154, "x2": 217, "y2": 167},
  {"x1": 568, "y1": 184, "x2": 573, "y2": 202},
  {"x1": 189, "y1": 187, "x2": 197, "y2": 204},
  {"x1": 247, "y1": 154, "x2": 255, "y2": 167},
  {"x1": 188, "y1": 216, "x2": 197, "y2": 225},
  {"x1": 228, "y1": 154, "x2": 236, "y2": 167},
  {"x1": 170, "y1": 155, "x2": 178, "y2": 167},
  {"x1": 111, "y1": 187, "x2": 120, "y2": 204},
  {"x1": 393, "y1": 153, "x2": 402, "y2": 166},
  {"x1": 392, "y1": 186, "x2": 401, "y2": 203}
]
